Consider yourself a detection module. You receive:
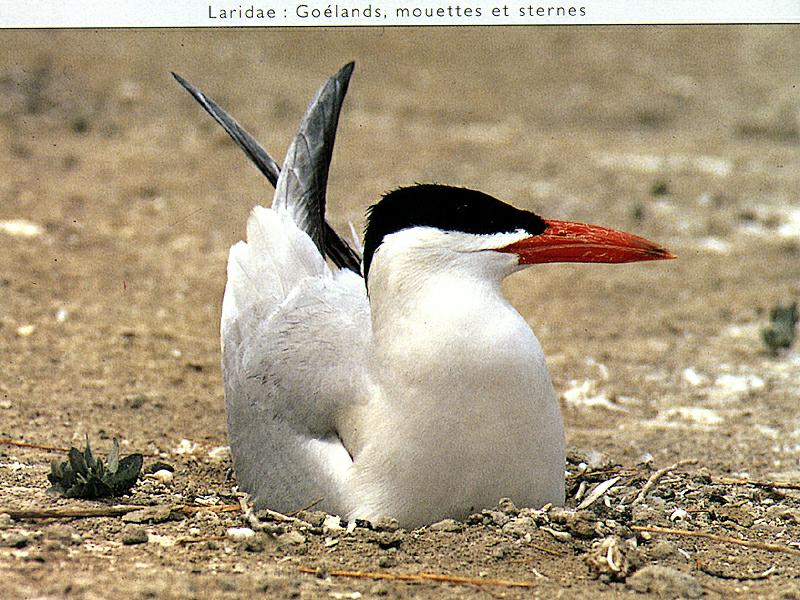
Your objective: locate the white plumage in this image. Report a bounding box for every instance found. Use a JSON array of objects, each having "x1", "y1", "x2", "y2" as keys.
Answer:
[
  {"x1": 175, "y1": 63, "x2": 672, "y2": 528},
  {"x1": 221, "y1": 207, "x2": 565, "y2": 527}
]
